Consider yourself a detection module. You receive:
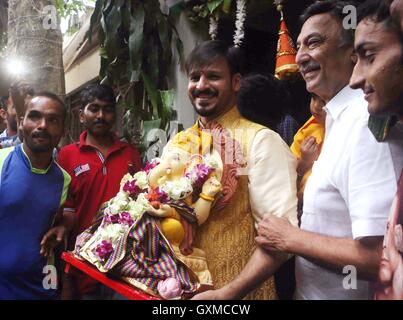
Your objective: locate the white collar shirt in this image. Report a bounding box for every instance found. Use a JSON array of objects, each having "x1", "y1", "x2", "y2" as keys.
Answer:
[{"x1": 295, "y1": 86, "x2": 397, "y2": 300}]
